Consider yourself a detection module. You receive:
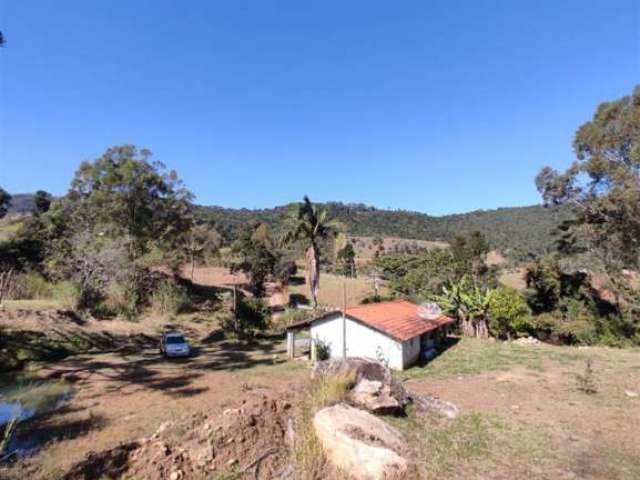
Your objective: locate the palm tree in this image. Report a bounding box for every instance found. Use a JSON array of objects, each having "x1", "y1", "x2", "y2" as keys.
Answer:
[{"x1": 280, "y1": 196, "x2": 341, "y2": 308}]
